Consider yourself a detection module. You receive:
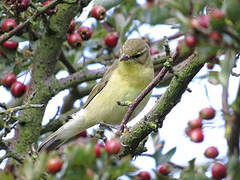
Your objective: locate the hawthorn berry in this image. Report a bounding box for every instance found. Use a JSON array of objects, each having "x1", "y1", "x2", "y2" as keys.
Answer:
[
  {"x1": 46, "y1": 157, "x2": 63, "y2": 174},
  {"x1": 10, "y1": 81, "x2": 25, "y2": 97},
  {"x1": 94, "y1": 143, "x2": 103, "y2": 158},
  {"x1": 211, "y1": 162, "x2": 227, "y2": 180},
  {"x1": 146, "y1": 0, "x2": 154, "y2": 3},
  {"x1": 18, "y1": 0, "x2": 29, "y2": 11},
  {"x1": 137, "y1": 171, "x2": 151, "y2": 180},
  {"x1": 150, "y1": 47, "x2": 159, "y2": 55},
  {"x1": 104, "y1": 32, "x2": 118, "y2": 48},
  {"x1": 190, "y1": 128, "x2": 204, "y2": 143},
  {"x1": 185, "y1": 127, "x2": 192, "y2": 137},
  {"x1": 91, "y1": 6, "x2": 106, "y2": 20},
  {"x1": 185, "y1": 34, "x2": 197, "y2": 48},
  {"x1": 42, "y1": 0, "x2": 58, "y2": 15},
  {"x1": 209, "y1": 32, "x2": 222, "y2": 44},
  {"x1": 3, "y1": 41, "x2": 18, "y2": 51},
  {"x1": 67, "y1": 33, "x2": 82, "y2": 48},
  {"x1": 188, "y1": 118, "x2": 202, "y2": 129},
  {"x1": 207, "y1": 63, "x2": 214, "y2": 70},
  {"x1": 199, "y1": 107, "x2": 216, "y2": 120},
  {"x1": 1, "y1": 73, "x2": 16, "y2": 88},
  {"x1": 211, "y1": 9, "x2": 225, "y2": 20},
  {"x1": 204, "y1": 146, "x2": 219, "y2": 159},
  {"x1": 197, "y1": 15, "x2": 210, "y2": 28},
  {"x1": 158, "y1": 163, "x2": 171, "y2": 176},
  {"x1": 105, "y1": 138, "x2": 121, "y2": 155},
  {"x1": 75, "y1": 130, "x2": 87, "y2": 138},
  {"x1": 1, "y1": 19, "x2": 17, "y2": 32},
  {"x1": 77, "y1": 26, "x2": 92, "y2": 41}
]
